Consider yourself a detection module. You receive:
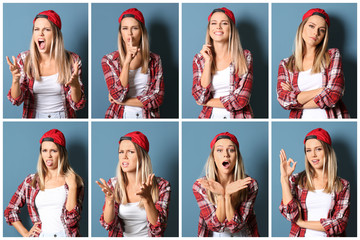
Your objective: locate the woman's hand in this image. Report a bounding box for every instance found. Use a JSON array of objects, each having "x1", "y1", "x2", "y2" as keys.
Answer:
[
  {"x1": 136, "y1": 173, "x2": 155, "y2": 203},
  {"x1": 65, "y1": 171, "x2": 77, "y2": 190},
  {"x1": 200, "y1": 44, "x2": 213, "y2": 64},
  {"x1": 24, "y1": 222, "x2": 41, "y2": 237},
  {"x1": 225, "y1": 177, "x2": 252, "y2": 196},
  {"x1": 96, "y1": 178, "x2": 115, "y2": 203},
  {"x1": 197, "y1": 178, "x2": 225, "y2": 196},
  {"x1": 65, "y1": 61, "x2": 80, "y2": 88},
  {"x1": 125, "y1": 38, "x2": 140, "y2": 65},
  {"x1": 281, "y1": 81, "x2": 293, "y2": 92},
  {"x1": 280, "y1": 149, "x2": 297, "y2": 180},
  {"x1": 6, "y1": 56, "x2": 21, "y2": 83}
]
